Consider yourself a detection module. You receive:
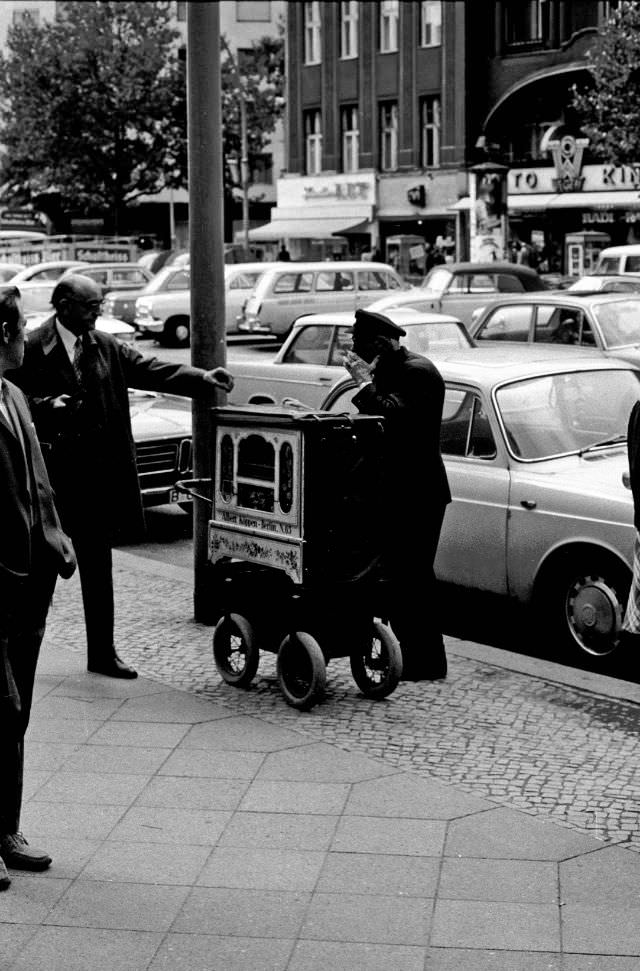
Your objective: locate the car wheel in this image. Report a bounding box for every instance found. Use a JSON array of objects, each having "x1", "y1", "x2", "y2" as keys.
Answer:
[
  {"x1": 164, "y1": 316, "x2": 190, "y2": 347},
  {"x1": 212, "y1": 612, "x2": 260, "y2": 688},
  {"x1": 350, "y1": 620, "x2": 402, "y2": 699},
  {"x1": 276, "y1": 632, "x2": 326, "y2": 710},
  {"x1": 536, "y1": 550, "x2": 631, "y2": 662}
]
